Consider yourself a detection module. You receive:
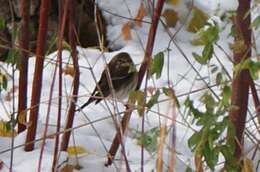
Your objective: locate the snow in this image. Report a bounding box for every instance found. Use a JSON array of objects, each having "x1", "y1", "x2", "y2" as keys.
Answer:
[{"x1": 0, "y1": 0, "x2": 259, "y2": 171}]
